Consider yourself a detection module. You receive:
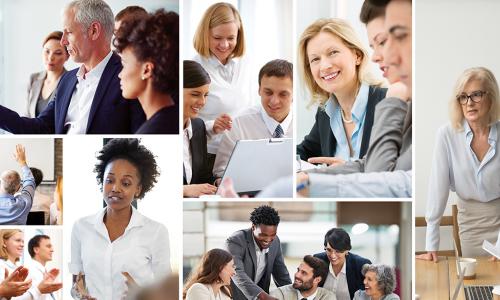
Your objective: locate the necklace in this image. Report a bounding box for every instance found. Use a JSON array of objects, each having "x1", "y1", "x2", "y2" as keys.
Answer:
[{"x1": 340, "y1": 108, "x2": 353, "y2": 123}]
